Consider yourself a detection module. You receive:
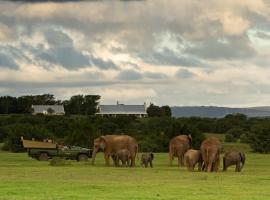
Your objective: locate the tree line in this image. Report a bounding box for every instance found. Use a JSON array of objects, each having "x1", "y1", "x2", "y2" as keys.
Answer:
[
  {"x1": 0, "y1": 94, "x2": 100, "y2": 115},
  {"x1": 0, "y1": 113, "x2": 269, "y2": 153},
  {"x1": 0, "y1": 94, "x2": 172, "y2": 117}
]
